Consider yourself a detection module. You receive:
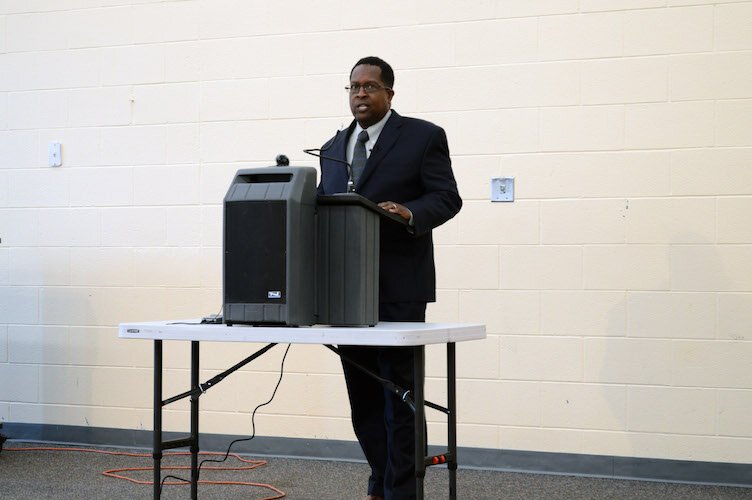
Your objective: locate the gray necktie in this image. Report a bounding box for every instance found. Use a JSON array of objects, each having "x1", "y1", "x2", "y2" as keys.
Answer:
[{"x1": 351, "y1": 129, "x2": 369, "y2": 186}]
